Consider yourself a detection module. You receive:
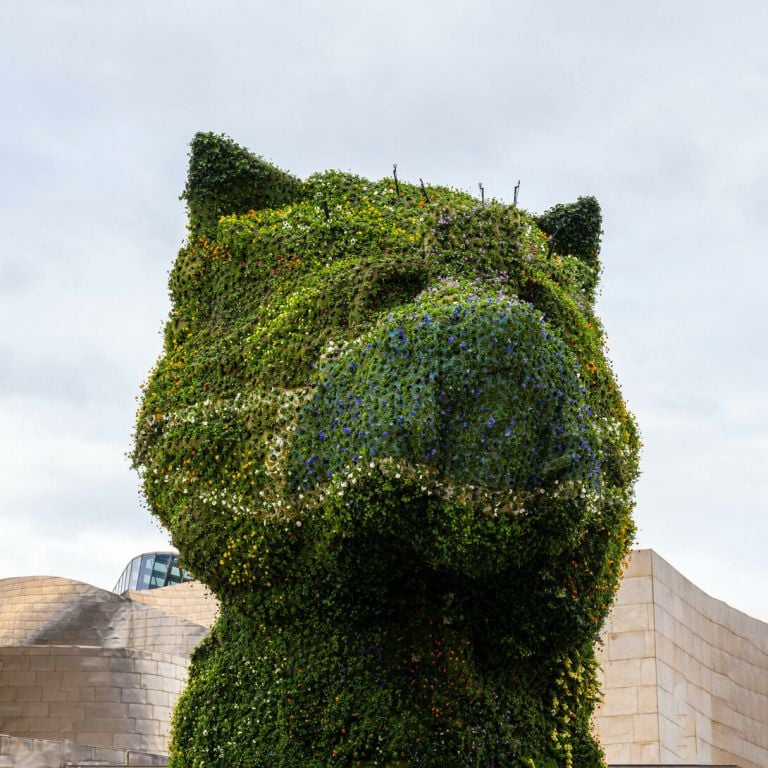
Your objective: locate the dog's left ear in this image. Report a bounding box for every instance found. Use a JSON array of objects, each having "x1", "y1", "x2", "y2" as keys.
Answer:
[
  {"x1": 181, "y1": 132, "x2": 304, "y2": 238},
  {"x1": 536, "y1": 196, "x2": 602, "y2": 302}
]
